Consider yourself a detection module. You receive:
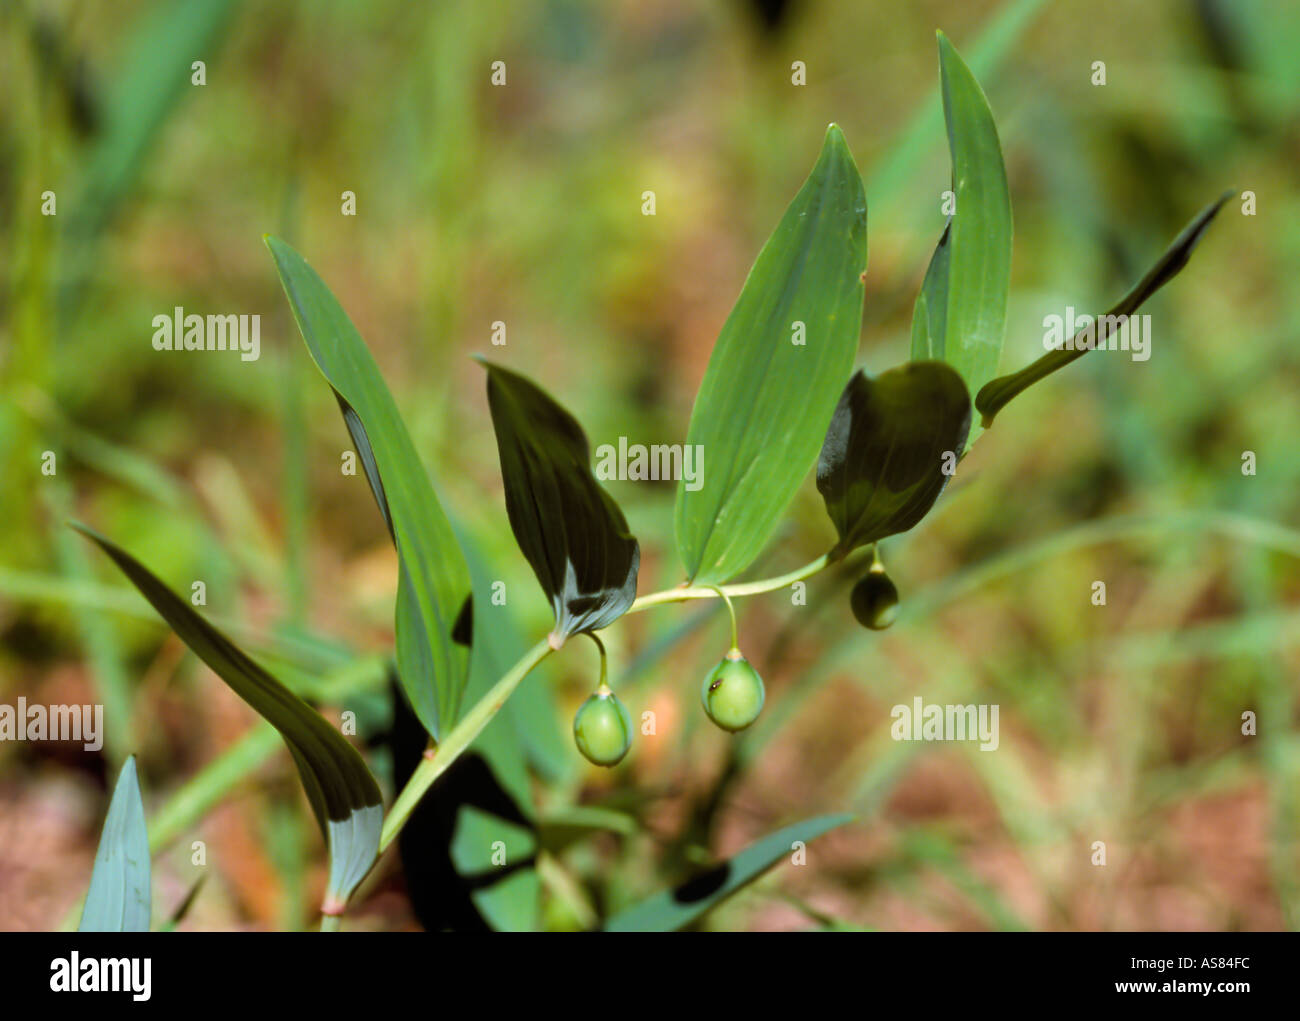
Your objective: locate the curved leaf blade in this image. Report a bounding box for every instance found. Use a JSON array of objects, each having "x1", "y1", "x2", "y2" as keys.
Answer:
[
  {"x1": 817, "y1": 363, "x2": 971, "y2": 556},
  {"x1": 80, "y1": 756, "x2": 151, "y2": 932},
  {"x1": 675, "y1": 124, "x2": 868, "y2": 585},
  {"x1": 911, "y1": 31, "x2": 1012, "y2": 424},
  {"x1": 73, "y1": 523, "x2": 382, "y2": 913},
  {"x1": 265, "y1": 236, "x2": 470, "y2": 739},
  {"x1": 975, "y1": 191, "x2": 1233, "y2": 427},
  {"x1": 910, "y1": 223, "x2": 951, "y2": 360},
  {"x1": 478, "y1": 360, "x2": 638, "y2": 644},
  {"x1": 604, "y1": 813, "x2": 852, "y2": 932}
]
